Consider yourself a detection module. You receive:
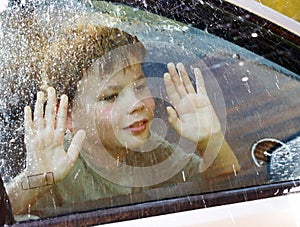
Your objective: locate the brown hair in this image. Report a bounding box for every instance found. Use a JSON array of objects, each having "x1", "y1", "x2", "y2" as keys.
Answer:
[{"x1": 41, "y1": 24, "x2": 145, "y2": 102}]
